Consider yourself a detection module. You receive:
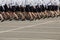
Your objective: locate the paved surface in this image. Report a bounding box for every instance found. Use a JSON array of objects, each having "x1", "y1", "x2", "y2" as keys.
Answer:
[{"x1": 0, "y1": 17, "x2": 60, "y2": 40}]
